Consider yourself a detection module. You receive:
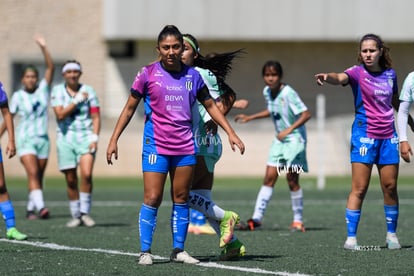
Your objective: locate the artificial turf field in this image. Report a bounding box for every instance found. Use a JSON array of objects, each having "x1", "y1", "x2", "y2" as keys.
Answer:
[{"x1": 0, "y1": 176, "x2": 413, "y2": 276}]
